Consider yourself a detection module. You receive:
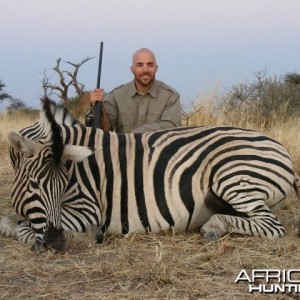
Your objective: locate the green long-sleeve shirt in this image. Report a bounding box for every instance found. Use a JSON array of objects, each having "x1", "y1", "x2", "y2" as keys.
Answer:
[{"x1": 103, "y1": 80, "x2": 181, "y2": 133}]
